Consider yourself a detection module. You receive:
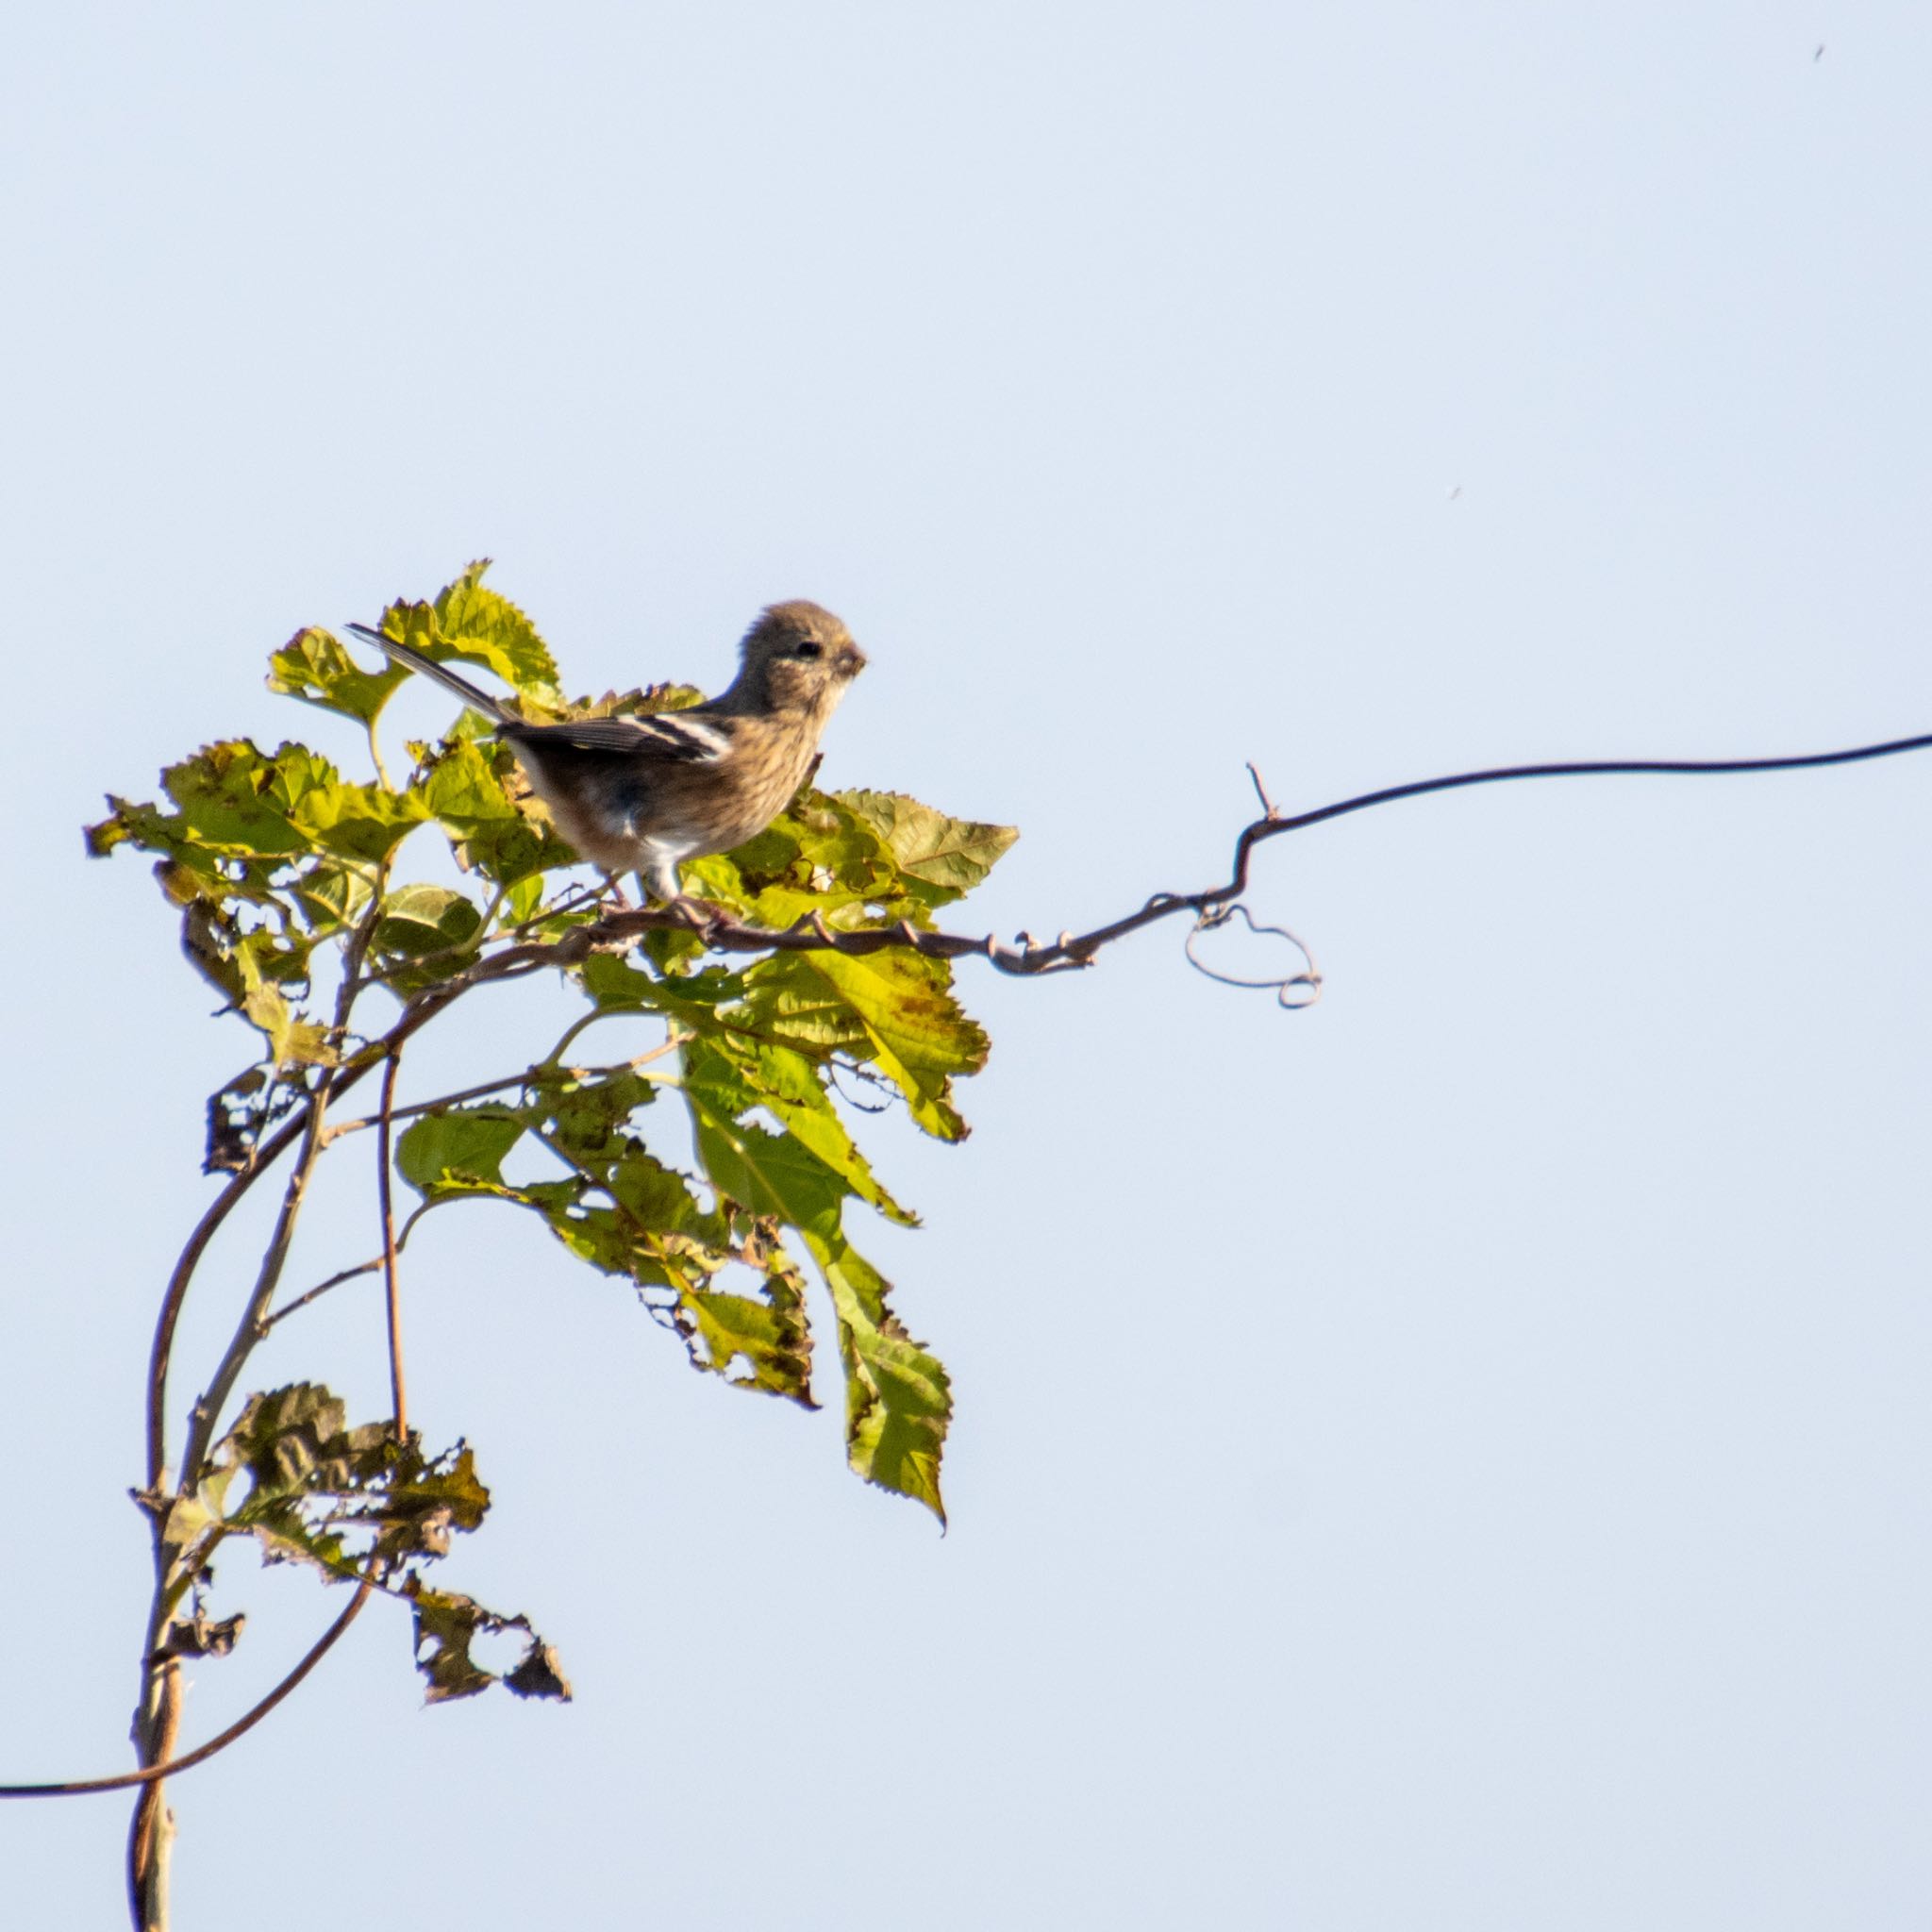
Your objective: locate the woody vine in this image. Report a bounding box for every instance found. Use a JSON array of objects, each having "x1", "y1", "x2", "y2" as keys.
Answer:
[
  {"x1": 57, "y1": 564, "x2": 1024, "y2": 1925},
  {"x1": 5, "y1": 561, "x2": 1929, "y2": 1932}
]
